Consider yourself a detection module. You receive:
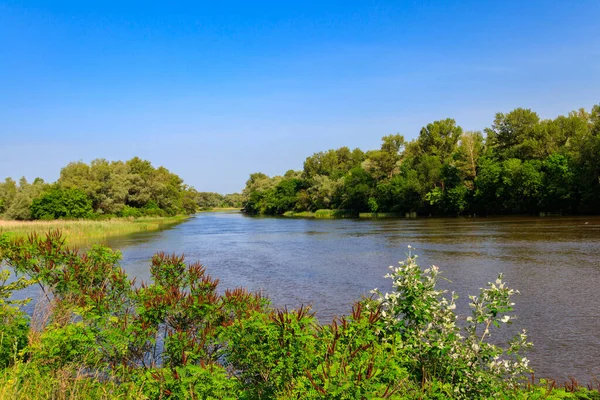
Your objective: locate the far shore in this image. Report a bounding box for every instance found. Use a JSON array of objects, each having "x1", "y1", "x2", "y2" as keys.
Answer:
[{"x1": 199, "y1": 207, "x2": 241, "y2": 212}]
